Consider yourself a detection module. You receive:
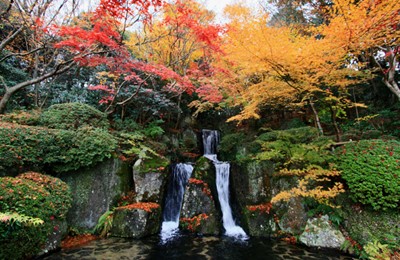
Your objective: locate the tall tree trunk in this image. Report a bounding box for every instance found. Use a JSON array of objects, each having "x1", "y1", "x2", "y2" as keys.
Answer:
[
  {"x1": 330, "y1": 105, "x2": 342, "y2": 142},
  {"x1": 308, "y1": 98, "x2": 324, "y2": 136}
]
